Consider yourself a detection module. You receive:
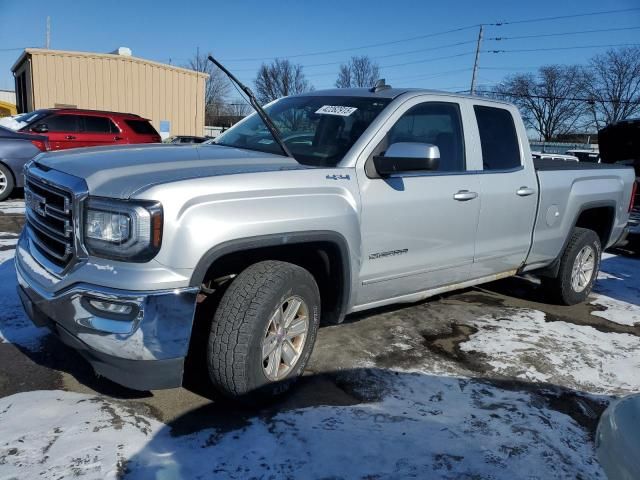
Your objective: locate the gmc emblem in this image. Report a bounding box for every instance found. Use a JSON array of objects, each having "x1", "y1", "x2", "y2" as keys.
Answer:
[{"x1": 25, "y1": 189, "x2": 47, "y2": 217}]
